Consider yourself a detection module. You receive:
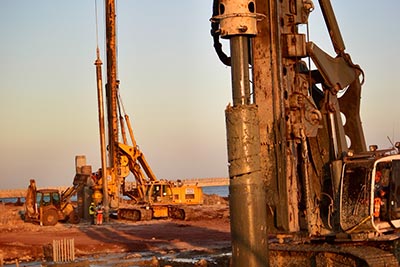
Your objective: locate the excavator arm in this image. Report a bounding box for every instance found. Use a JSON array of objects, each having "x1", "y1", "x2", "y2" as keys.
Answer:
[
  {"x1": 307, "y1": 0, "x2": 366, "y2": 153},
  {"x1": 116, "y1": 92, "x2": 159, "y2": 203}
]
